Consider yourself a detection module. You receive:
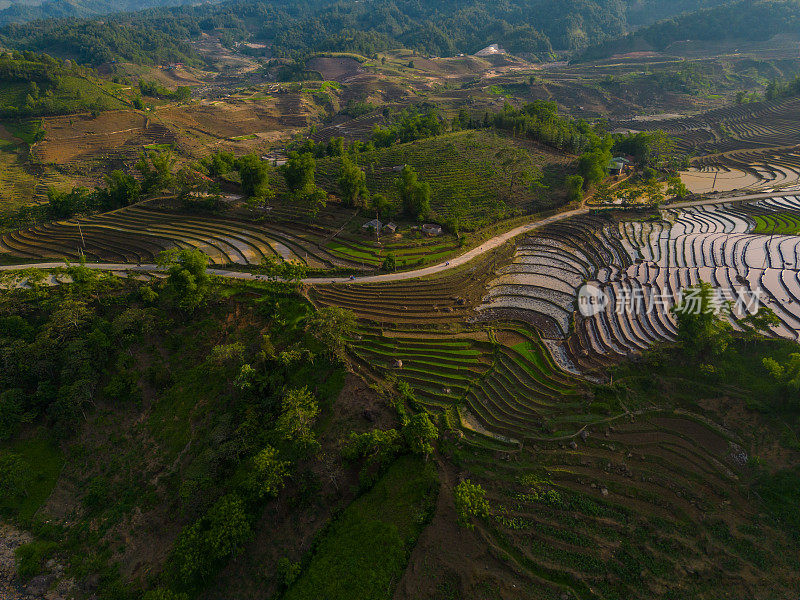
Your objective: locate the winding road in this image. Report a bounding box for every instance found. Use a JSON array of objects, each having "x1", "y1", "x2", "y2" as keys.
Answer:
[{"x1": 0, "y1": 190, "x2": 791, "y2": 285}]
